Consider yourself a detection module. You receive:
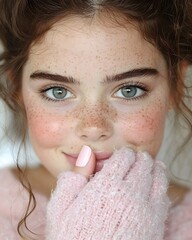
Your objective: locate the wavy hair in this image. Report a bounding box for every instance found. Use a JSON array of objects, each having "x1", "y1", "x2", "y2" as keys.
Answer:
[{"x1": 0, "y1": 0, "x2": 192, "y2": 238}]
